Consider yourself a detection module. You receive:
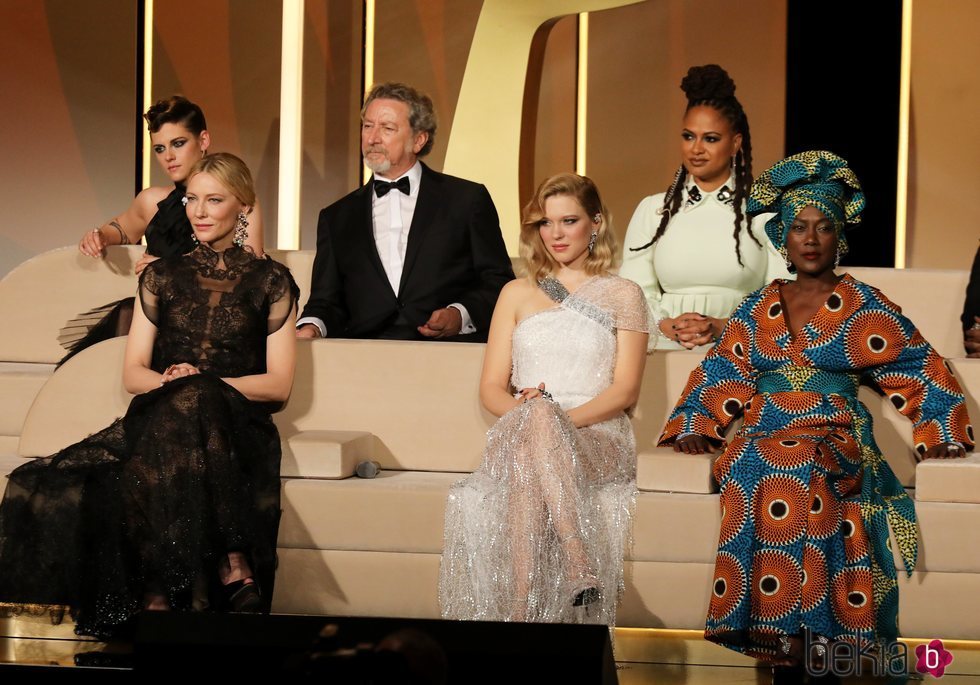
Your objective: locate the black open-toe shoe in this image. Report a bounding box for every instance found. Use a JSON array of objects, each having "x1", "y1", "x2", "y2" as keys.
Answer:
[
  {"x1": 771, "y1": 664, "x2": 806, "y2": 684},
  {"x1": 223, "y1": 578, "x2": 262, "y2": 613},
  {"x1": 572, "y1": 587, "x2": 600, "y2": 607}
]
